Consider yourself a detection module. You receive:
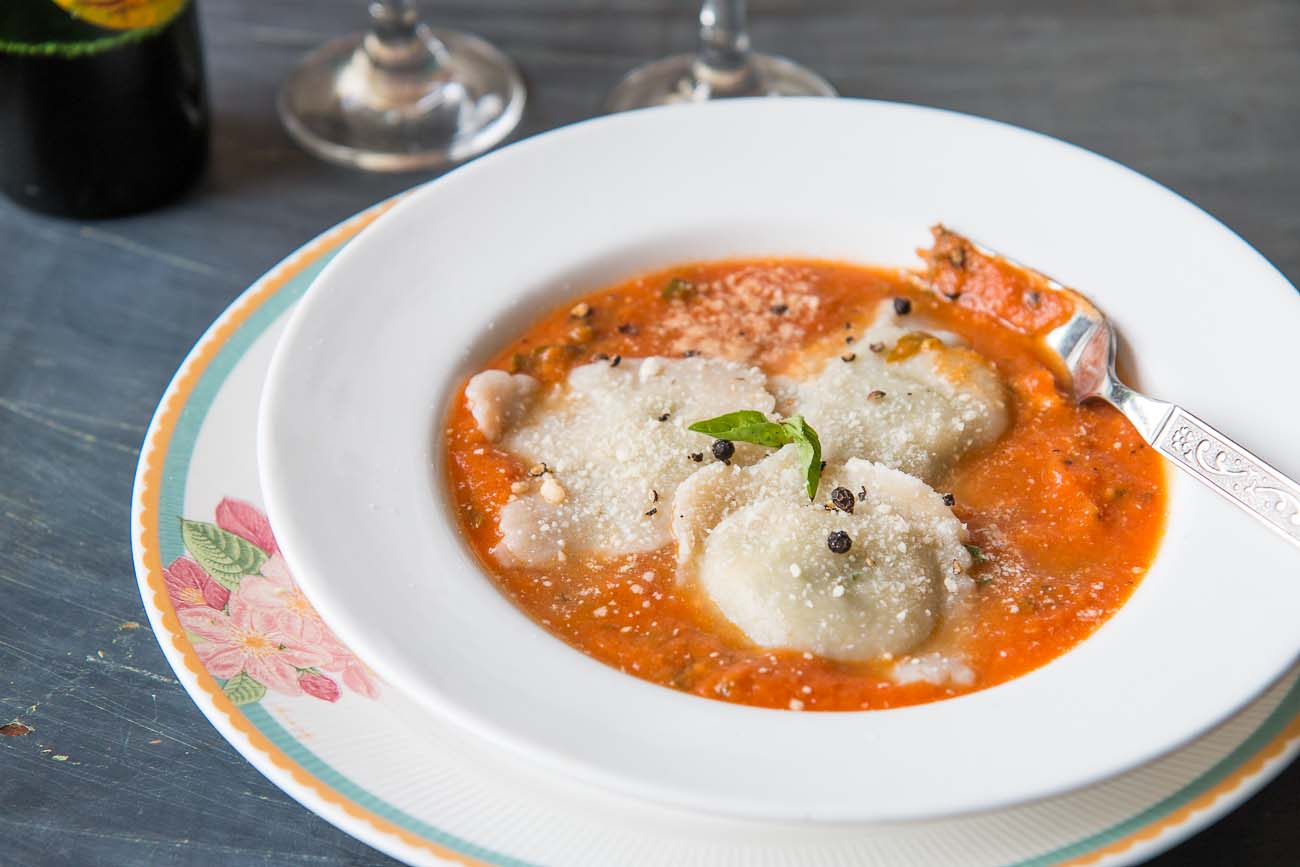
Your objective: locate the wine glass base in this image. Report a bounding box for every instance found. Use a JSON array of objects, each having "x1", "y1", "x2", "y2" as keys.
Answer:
[
  {"x1": 278, "y1": 29, "x2": 525, "y2": 172},
  {"x1": 605, "y1": 52, "x2": 836, "y2": 112}
]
